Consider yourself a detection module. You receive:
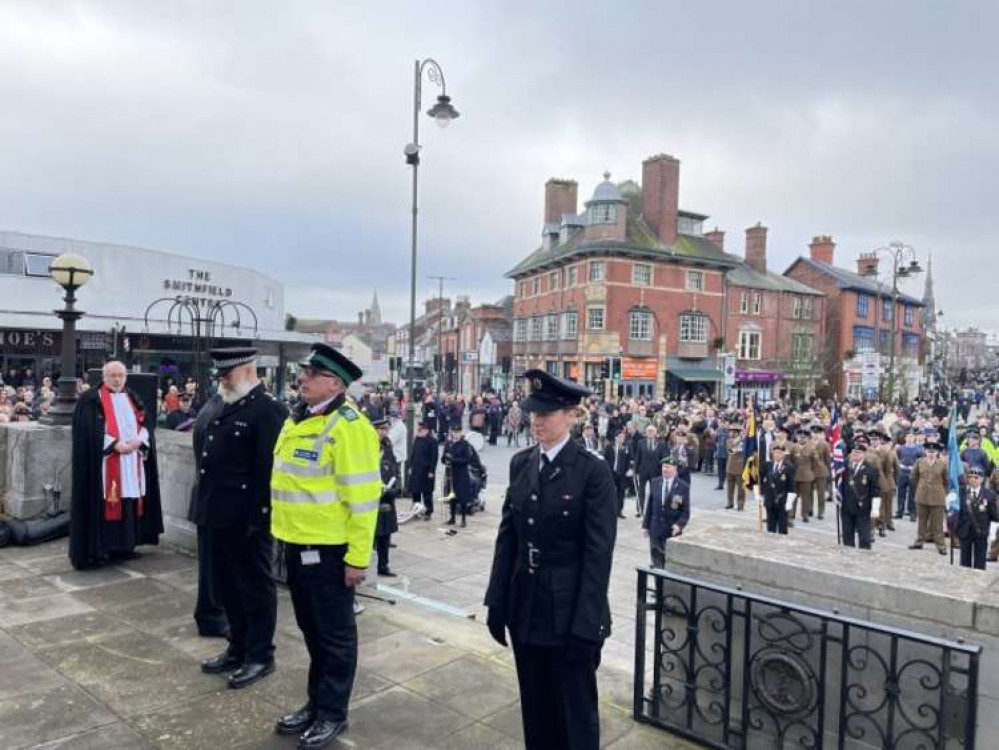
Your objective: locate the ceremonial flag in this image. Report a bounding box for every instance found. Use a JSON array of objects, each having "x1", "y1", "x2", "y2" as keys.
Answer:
[
  {"x1": 946, "y1": 402, "x2": 963, "y2": 513},
  {"x1": 742, "y1": 398, "x2": 761, "y2": 491}
]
